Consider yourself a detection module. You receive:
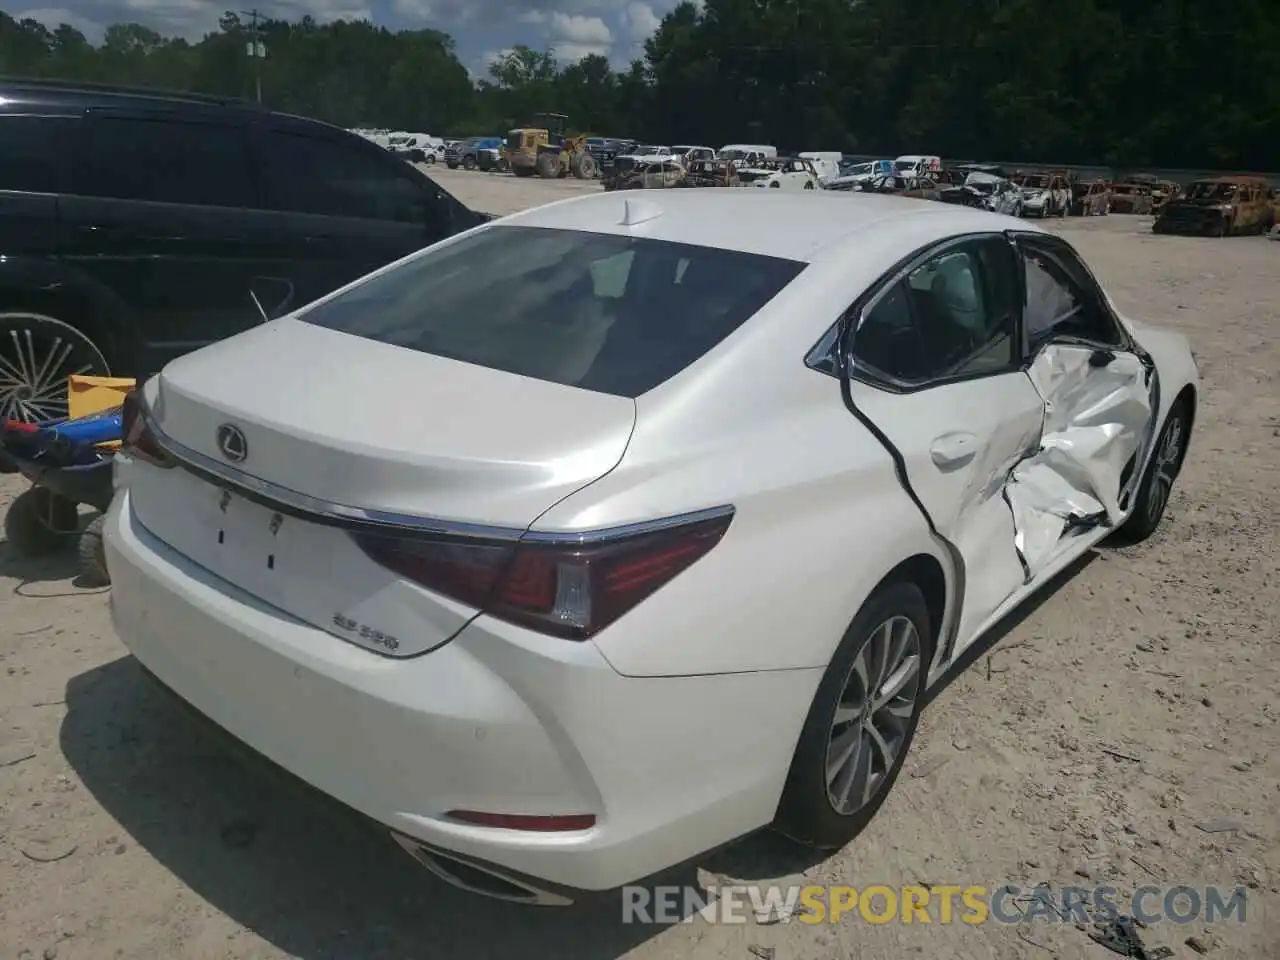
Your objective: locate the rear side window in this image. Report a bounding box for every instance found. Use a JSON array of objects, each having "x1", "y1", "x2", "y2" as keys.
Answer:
[
  {"x1": 260, "y1": 129, "x2": 434, "y2": 225},
  {"x1": 299, "y1": 225, "x2": 806, "y2": 397},
  {"x1": 0, "y1": 115, "x2": 76, "y2": 193},
  {"x1": 84, "y1": 116, "x2": 255, "y2": 207}
]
